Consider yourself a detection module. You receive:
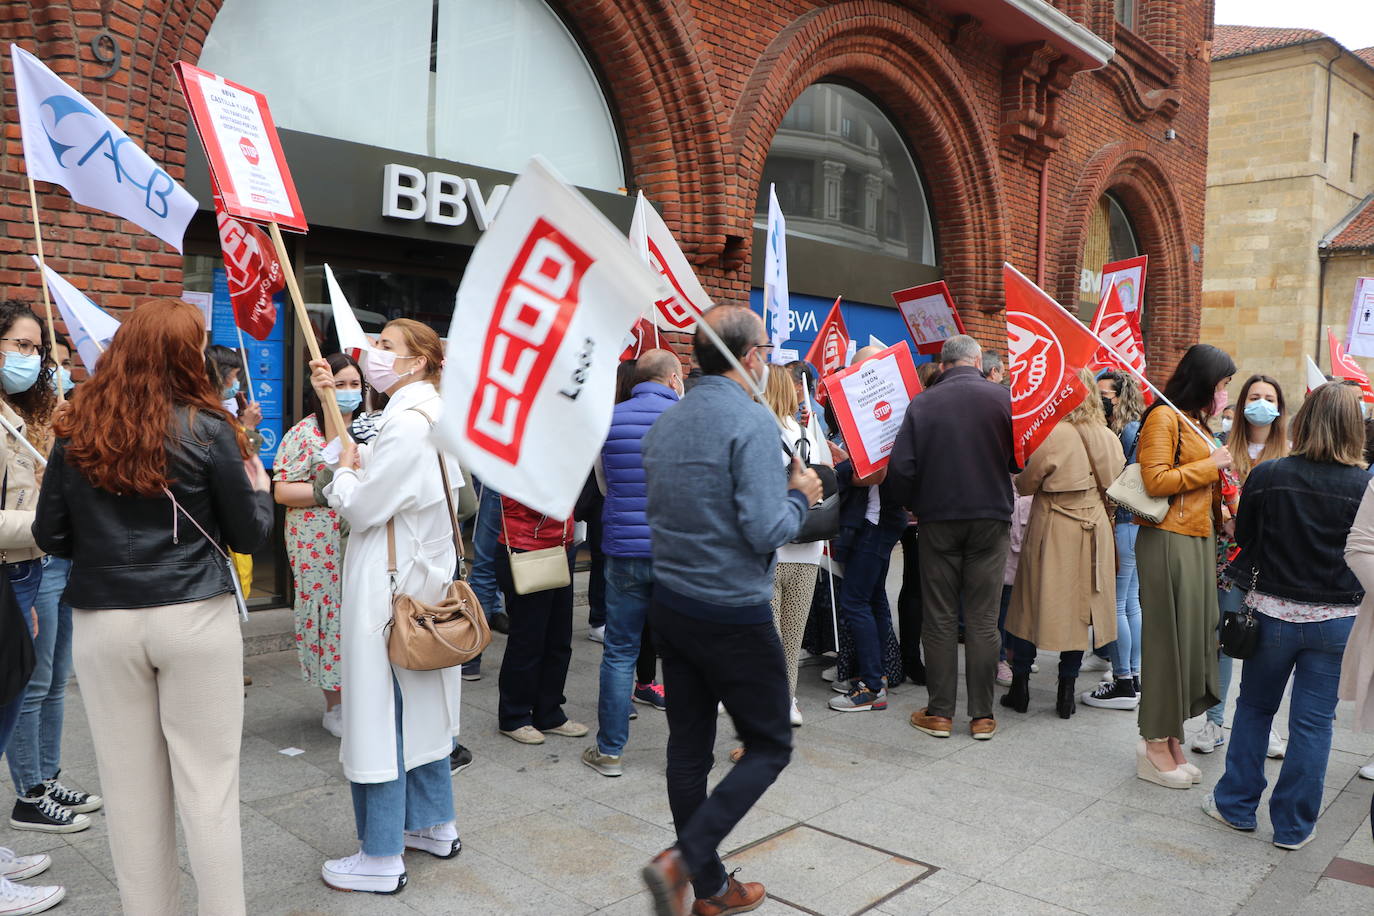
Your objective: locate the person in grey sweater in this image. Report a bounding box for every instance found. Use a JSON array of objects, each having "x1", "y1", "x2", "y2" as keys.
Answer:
[{"x1": 639, "y1": 305, "x2": 821, "y2": 916}]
